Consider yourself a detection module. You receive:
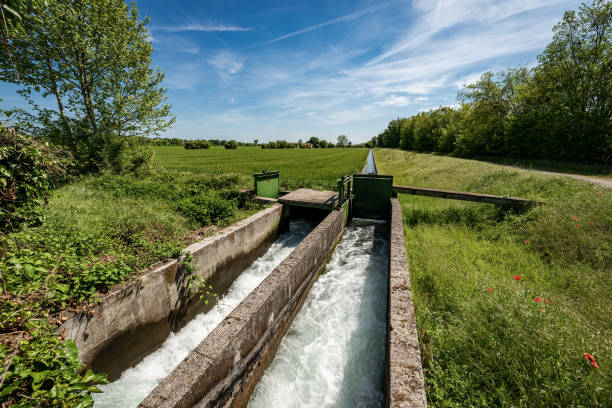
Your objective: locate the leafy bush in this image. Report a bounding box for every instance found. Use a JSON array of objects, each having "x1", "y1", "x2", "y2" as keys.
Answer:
[
  {"x1": 177, "y1": 194, "x2": 236, "y2": 225},
  {"x1": 184, "y1": 140, "x2": 210, "y2": 149},
  {"x1": 102, "y1": 138, "x2": 154, "y2": 176},
  {"x1": 0, "y1": 127, "x2": 71, "y2": 233},
  {"x1": 0, "y1": 335, "x2": 107, "y2": 407},
  {"x1": 224, "y1": 140, "x2": 238, "y2": 149}
]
